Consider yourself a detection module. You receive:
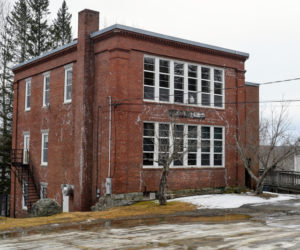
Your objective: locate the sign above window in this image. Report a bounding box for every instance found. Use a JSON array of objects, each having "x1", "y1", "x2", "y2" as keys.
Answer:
[{"x1": 169, "y1": 110, "x2": 205, "y2": 120}]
